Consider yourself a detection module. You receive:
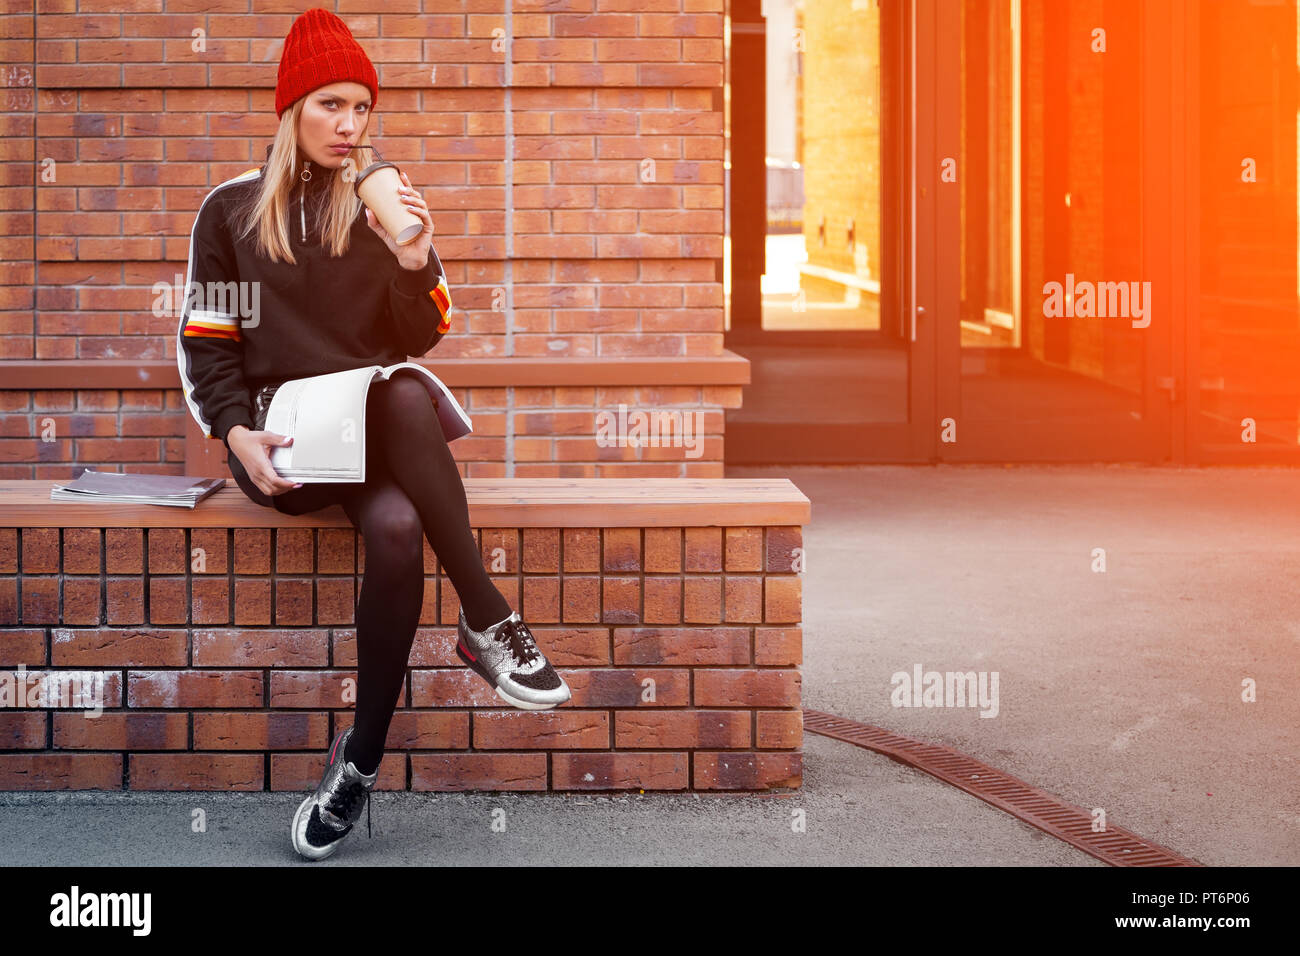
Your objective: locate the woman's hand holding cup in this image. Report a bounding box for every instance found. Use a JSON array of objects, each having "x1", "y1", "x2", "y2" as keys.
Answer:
[{"x1": 363, "y1": 169, "x2": 433, "y2": 269}]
